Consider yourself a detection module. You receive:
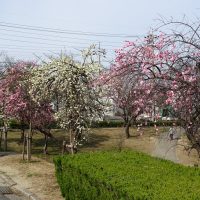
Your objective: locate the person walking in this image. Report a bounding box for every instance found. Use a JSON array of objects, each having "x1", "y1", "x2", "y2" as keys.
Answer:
[{"x1": 168, "y1": 123, "x2": 176, "y2": 140}]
